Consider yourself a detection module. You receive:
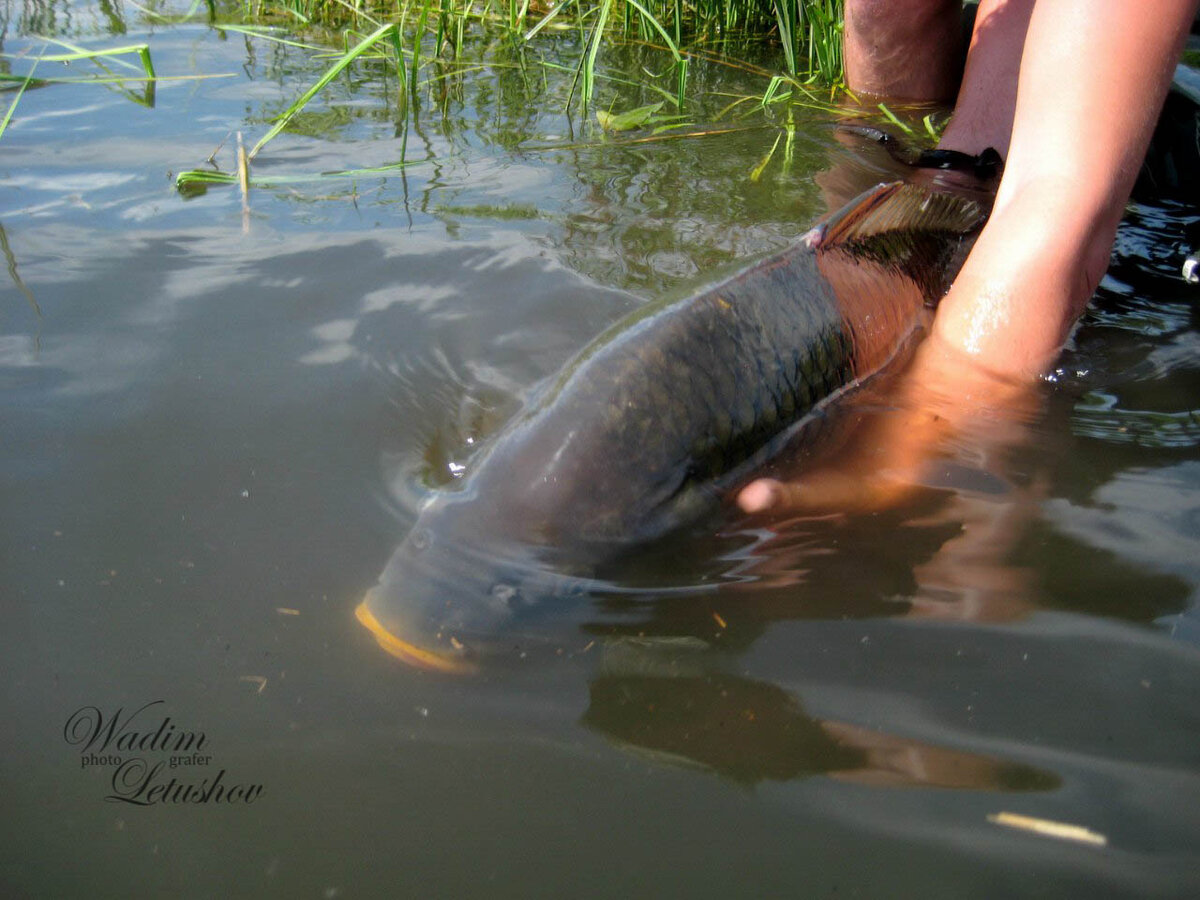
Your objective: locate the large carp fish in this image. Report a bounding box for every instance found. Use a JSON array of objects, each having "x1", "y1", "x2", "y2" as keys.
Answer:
[{"x1": 358, "y1": 176, "x2": 993, "y2": 672}]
